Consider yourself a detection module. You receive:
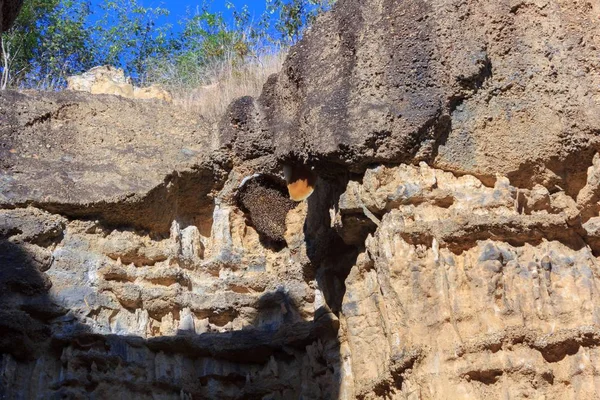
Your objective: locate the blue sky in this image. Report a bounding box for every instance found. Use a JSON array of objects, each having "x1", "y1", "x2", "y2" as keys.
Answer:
[
  {"x1": 167, "y1": 1, "x2": 267, "y2": 19},
  {"x1": 85, "y1": 0, "x2": 270, "y2": 33},
  {"x1": 127, "y1": 1, "x2": 268, "y2": 28}
]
